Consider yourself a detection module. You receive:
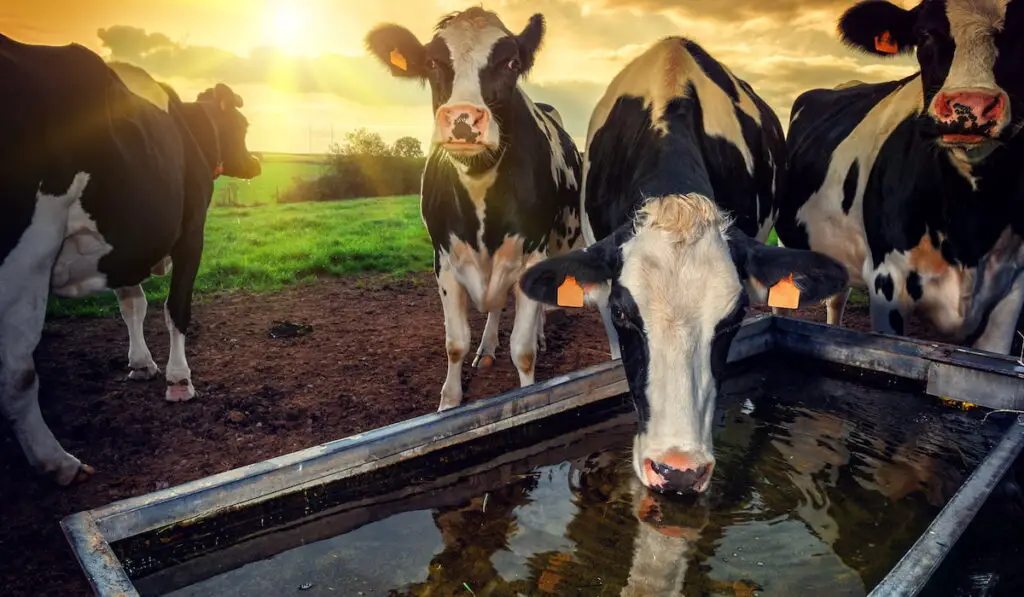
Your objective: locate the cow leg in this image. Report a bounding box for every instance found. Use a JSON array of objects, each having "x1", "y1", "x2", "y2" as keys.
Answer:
[
  {"x1": 536, "y1": 308, "x2": 547, "y2": 353},
  {"x1": 472, "y1": 309, "x2": 501, "y2": 369},
  {"x1": 510, "y1": 284, "x2": 543, "y2": 388},
  {"x1": 115, "y1": 285, "x2": 160, "y2": 380},
  {"x1": 972, "y1": 275, "x2": 1024, "y2": 355},
  {"x1": 438, "y1": 264, "x2": 471, "y2": 411},
  {"x1": 825, "y1": 287, "x2": 852, "y2": 326},
  {"x1": 1, "y1": 172, "x2": 93, "y2": 485},
  {"x1": 163, "y1": 216, "x2": 205, "y2": 403}
]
